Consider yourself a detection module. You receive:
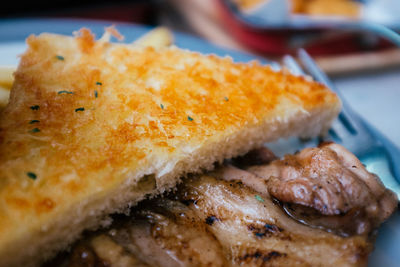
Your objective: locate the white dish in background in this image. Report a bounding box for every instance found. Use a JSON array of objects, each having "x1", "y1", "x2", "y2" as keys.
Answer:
[{"x1": 225, "y1": 0, "x2": 400, "y2": 29}]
